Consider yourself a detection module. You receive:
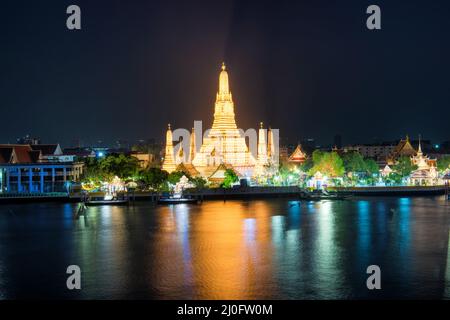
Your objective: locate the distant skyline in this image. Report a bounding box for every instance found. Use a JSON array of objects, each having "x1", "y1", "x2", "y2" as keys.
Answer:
[
  {"x1": 1, "y1": 0, "x2": 449, "y2": 147},
  {"x1": 11, "y1": 132, "x2": 446, "y2": 151}
]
